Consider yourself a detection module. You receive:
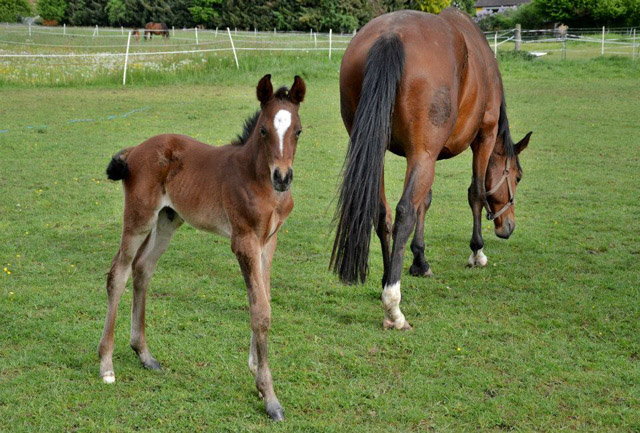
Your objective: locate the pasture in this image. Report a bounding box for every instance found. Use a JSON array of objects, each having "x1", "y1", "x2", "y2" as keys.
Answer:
[{"x1": 0, "y1": 48, "x2": 639, "y2": 431}]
